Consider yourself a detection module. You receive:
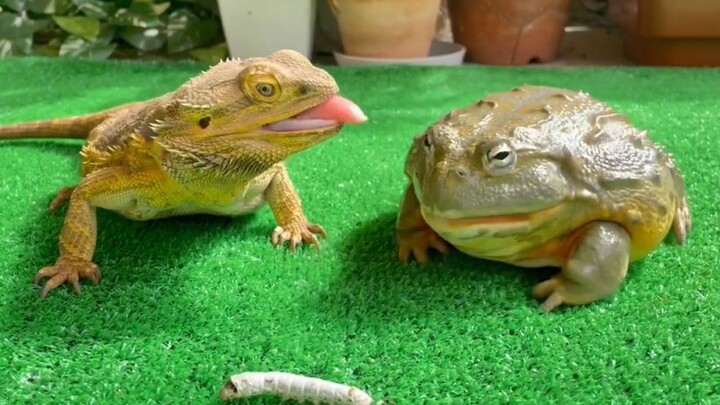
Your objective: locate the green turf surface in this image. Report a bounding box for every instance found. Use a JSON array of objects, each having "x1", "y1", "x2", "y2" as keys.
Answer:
[{"x1": 0, "y1": 56, "x2": 718, "y2": 404}]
